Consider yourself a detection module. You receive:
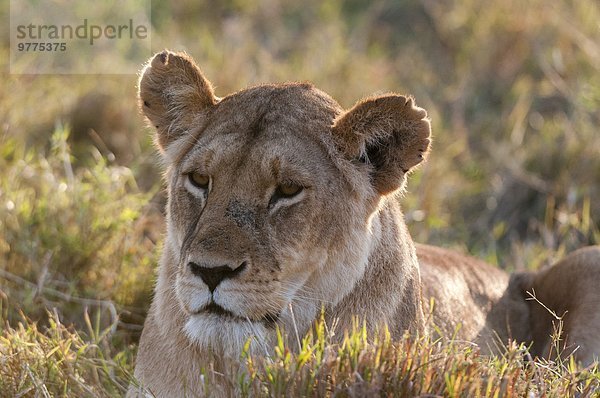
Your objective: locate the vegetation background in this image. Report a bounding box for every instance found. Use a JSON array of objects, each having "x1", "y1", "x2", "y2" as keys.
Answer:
[{"x1": 0, "y1": 0, "x2": 598, "y2": 396}]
